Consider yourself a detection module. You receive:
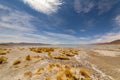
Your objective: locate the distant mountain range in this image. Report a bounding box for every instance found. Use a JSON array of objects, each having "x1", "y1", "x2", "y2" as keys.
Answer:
[
  {"x1": 0, "y1": 43, "x2": 50, "y2": 46},
  {"x1": 109, "y1": 39, "x2": 120, "y2": 44},
  {"x1": 0, "y1": 39, "x2": 120, "y2": 46},
  {"x1": 95, "y1": 39, "x2": 120, "y2": 45}
]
